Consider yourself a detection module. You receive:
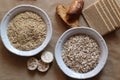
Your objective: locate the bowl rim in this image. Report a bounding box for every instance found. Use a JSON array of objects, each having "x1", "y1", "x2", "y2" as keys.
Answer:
[
  {"x1": 0, "y1": 4, "x2": 52, "y2": 56},
  {"x1": 55, "y1": 26, "x2": 108, "y2": 79}
]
